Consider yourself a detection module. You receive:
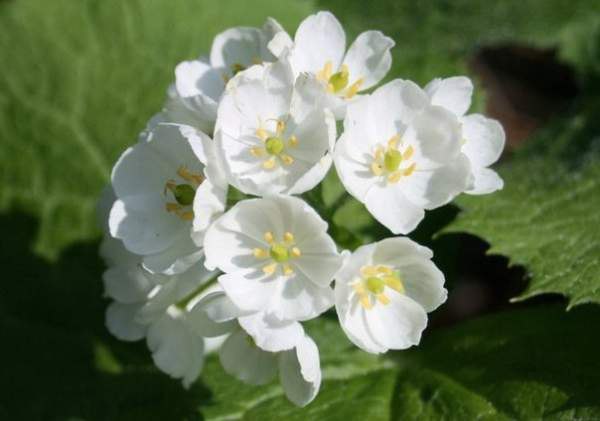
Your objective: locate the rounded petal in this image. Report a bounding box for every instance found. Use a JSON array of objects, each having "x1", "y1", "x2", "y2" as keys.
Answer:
[
  {"x1": 146, "y1": 311, "x2": 205, "y2": 388},
  {"x1": 279, "y1": 334, "x2": 321, "y2": 407},
  {"x1": 366, "y1": 290, "x2": 428, "y2": 351},
  {"x1": 141, "y1": 234, "x2": 204, "y2": 275},
  {"x1": 219, "y1": 329, "x2": 278, "y2": 385},
  {"x1": 364, "y1": 184, "x2": 425, "y2": 234},
  {"x1": 264, "y1": 17, "x2": 293, "y2": 57},
  {"x1": 105, "y1": 302, "x2": 146, "y2": 341},
  {"x1": 103, "y1": 265, "x2": 153, "y2": 303},
  {"x1": 370, "y1": 79, "x2": 429, "y2": 133},
  {"x1": 238, "y1": 313, "x2": 304, "y2": 352},
  {"x1": 217, "y1": 269, "x2": 278, "y2": 314},
  {"x1": 333, "y1": 132, "x2": 377, "y2": 200},
  {"x1": 461, "y1": 114, "x2": 505, "y2": 168},
  {"x1": 425, "y1": 76, "x2": 473, "y2": 117},
  {"x1": 466, "y1": 166, "x2": 504, "y2": 195},
  {"x1": 343, "y1": 30, "x2": 395, "y2": 91},
  {"x1": 210, "y1": 27, "x2": 269, "y2": 74},
  {"x1": 402, "y1": 153, "x2": 471, "y2": 209},
  {"x1": 187, "y1": 292, "x2": 239, "y2": 337},
  {"x1": 163, "y1": 94, "x2": 217, "y2": 136},
  {"x1": 291, "y1": 11, "x2": 346, "y2": 74},
  {"x1": 175, "y1": 60, "x2": 224, "y2": 100}
]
